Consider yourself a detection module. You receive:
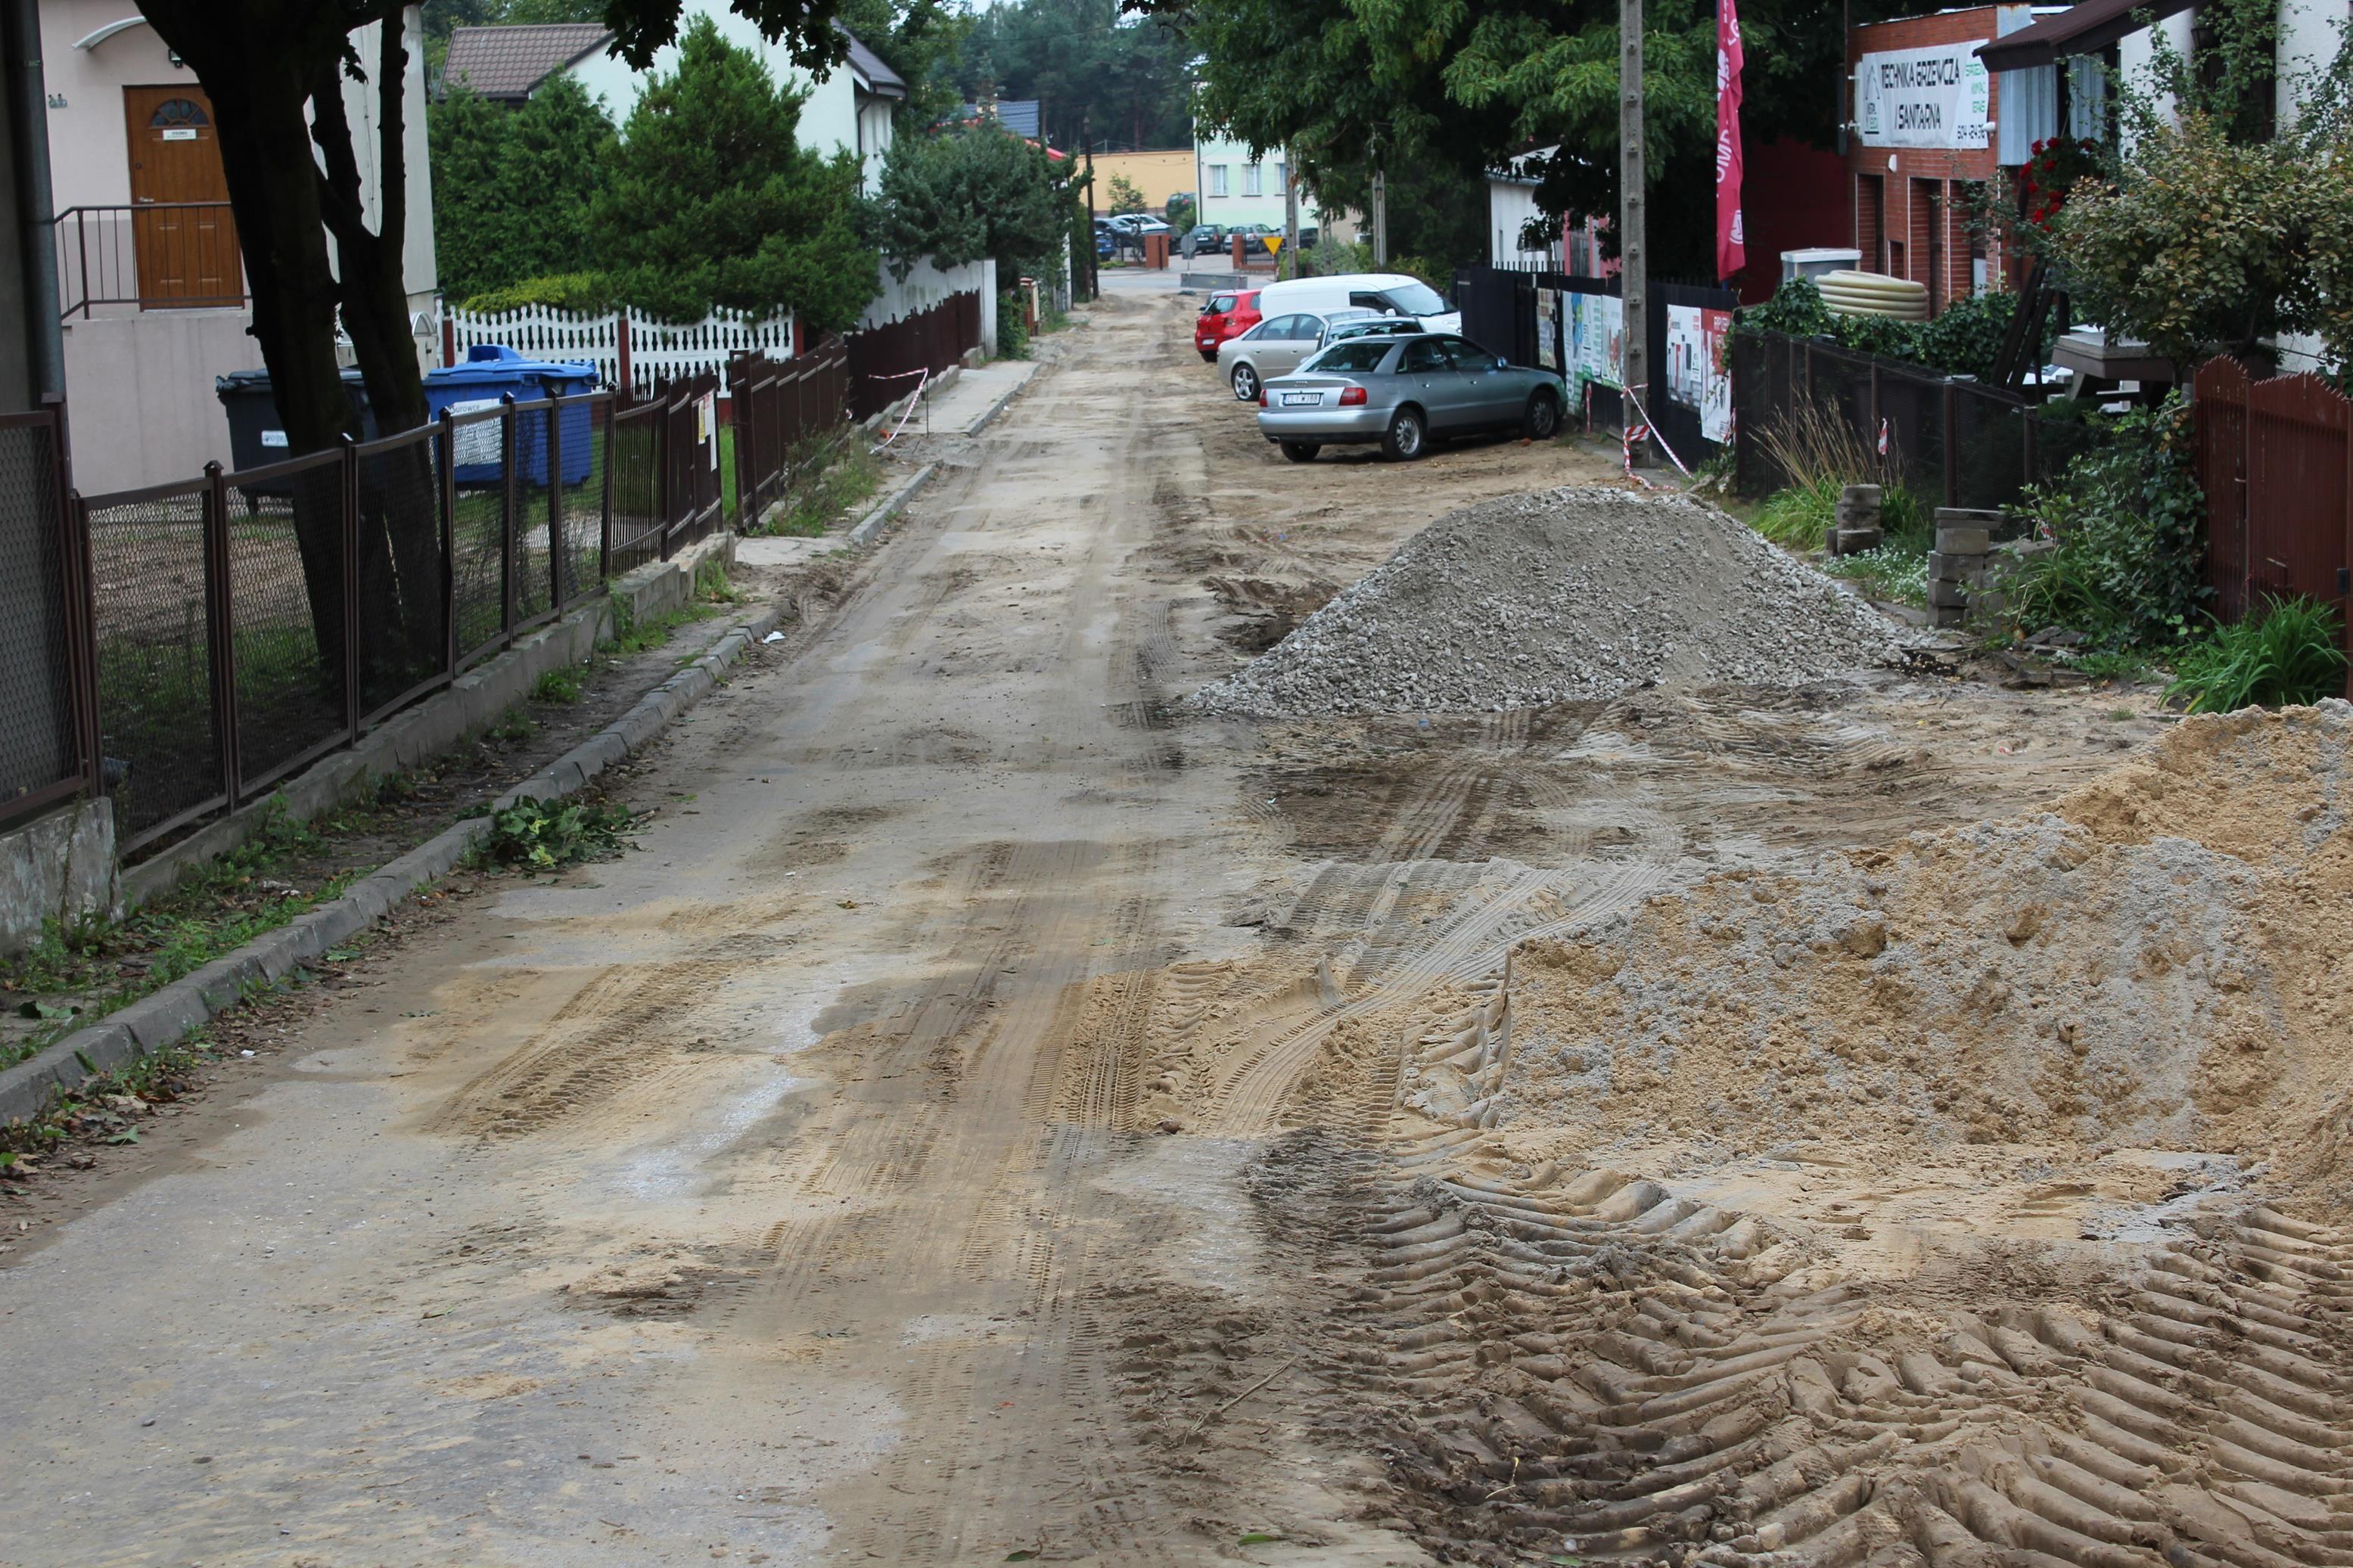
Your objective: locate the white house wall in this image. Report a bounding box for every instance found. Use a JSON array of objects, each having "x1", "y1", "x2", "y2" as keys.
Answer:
[
  {"x1": 1487, "y1": 179, "x2": 1555, "y2": 272},
  {"x1": 61, "y1": 309, "x2": 263, "y2": 492},
  {"x1": 1192, "y1": 132, "x2": 1290, "y2": 228},
  {"x1": 565, "y1": 2, "x2": 863, "y2": 169}
]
